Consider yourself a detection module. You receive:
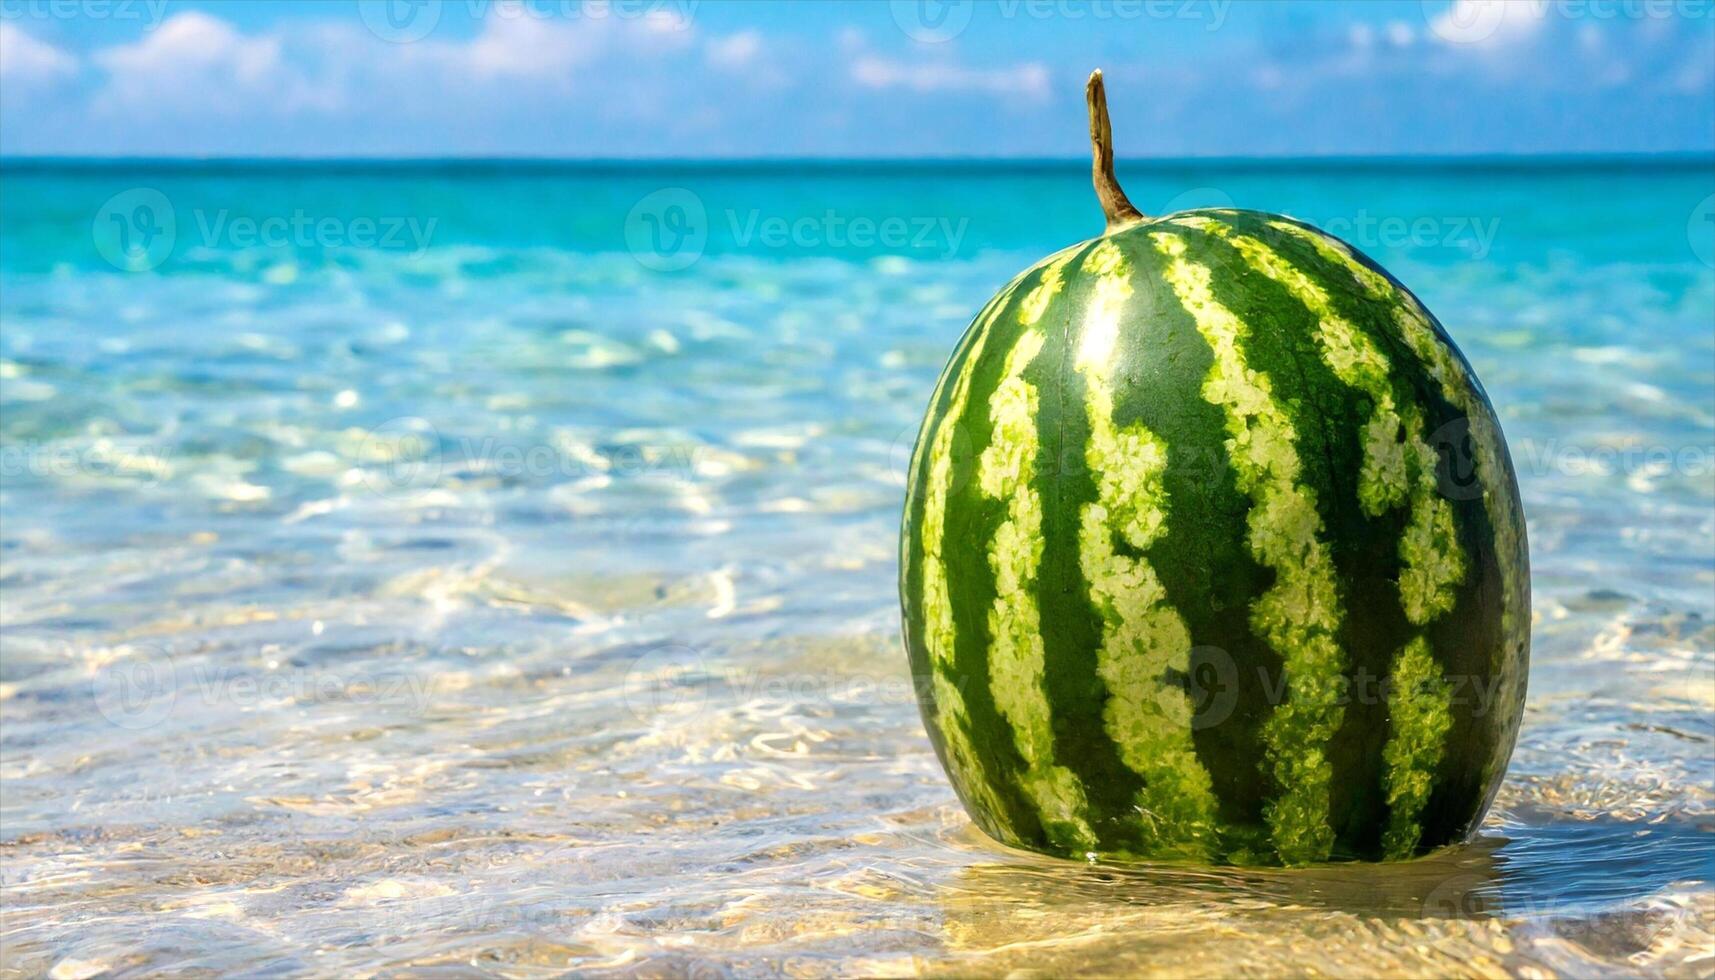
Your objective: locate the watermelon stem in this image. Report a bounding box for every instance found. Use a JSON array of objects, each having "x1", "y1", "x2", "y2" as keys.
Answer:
[{"x1": 1086, "y1": 70, "x2": 1148, "y2": 233}]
